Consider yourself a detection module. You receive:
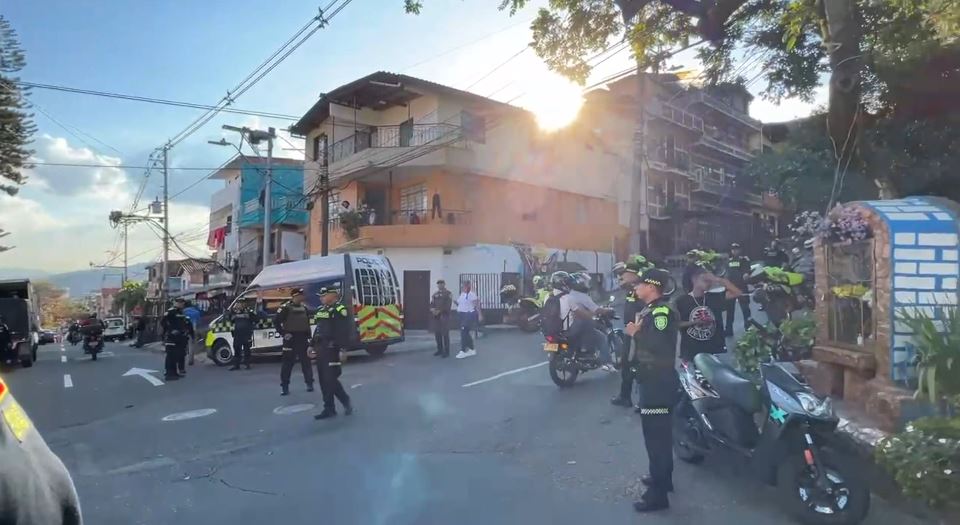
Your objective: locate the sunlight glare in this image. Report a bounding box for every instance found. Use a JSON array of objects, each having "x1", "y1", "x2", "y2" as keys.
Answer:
[{"x1": 521, "y1": 74, "x2": 584, "y2": 131}]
